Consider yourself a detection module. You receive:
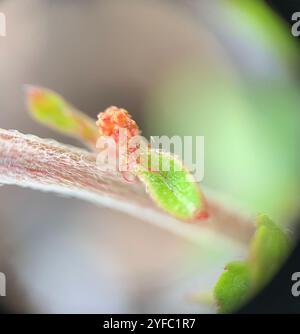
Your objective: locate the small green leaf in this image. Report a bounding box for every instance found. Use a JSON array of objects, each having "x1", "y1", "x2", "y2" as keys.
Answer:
[
  {"x1": 249, "y1": 213, "x2": 290, "y2": 290},
  {"x1": 25, "y1": 86, "x2": 99, "y2": 147},
  {"x1": 214, "y1": 261, "x2": 252, "y2": 314},
  {"x1": 214, "y1": 214, "x2": 291, "y2": 313},
  {"x1": 135, "y1": 150, "x2": 207, "y2": 220}
]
